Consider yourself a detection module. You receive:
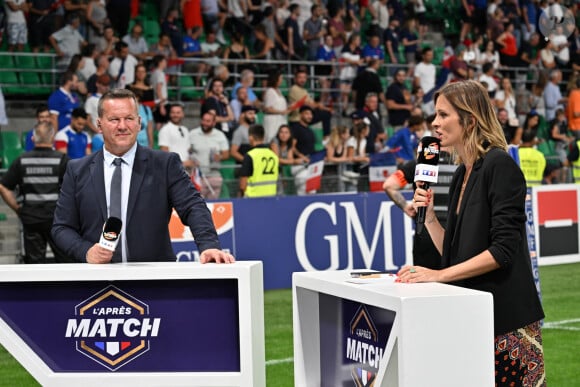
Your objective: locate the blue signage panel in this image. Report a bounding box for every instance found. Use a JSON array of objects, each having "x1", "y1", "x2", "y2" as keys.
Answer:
[
  {"x1": 318, "y1": 294, "x2": 396, "y2": 386},
  {"x1": 174, "y1": 193, "x2": 414, "y2": 290},
  {"x1": 0, "y1": 280, "x2": 240, "y2": 372}
]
